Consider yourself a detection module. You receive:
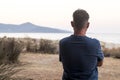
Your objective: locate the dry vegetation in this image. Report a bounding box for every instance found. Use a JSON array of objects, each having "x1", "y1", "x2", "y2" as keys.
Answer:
[
  {"x1": 0, "y1": 37, "x2": 23, "y2": 64},
  {"x1": 13, "y1": 53, "x2": 63, "y2": 80},
  {"x1": 0, "y1": 37, "x2": 58, "y2": 63},
  {"x1": 0, "y1": 37, "x2": 120, "y2": 80},
  {"x1": 101, "y1": 42, "x2": 120, "y2": 58},
  {"x1": 0, "y1": 64, "x2": 20, "y2": 80}
]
